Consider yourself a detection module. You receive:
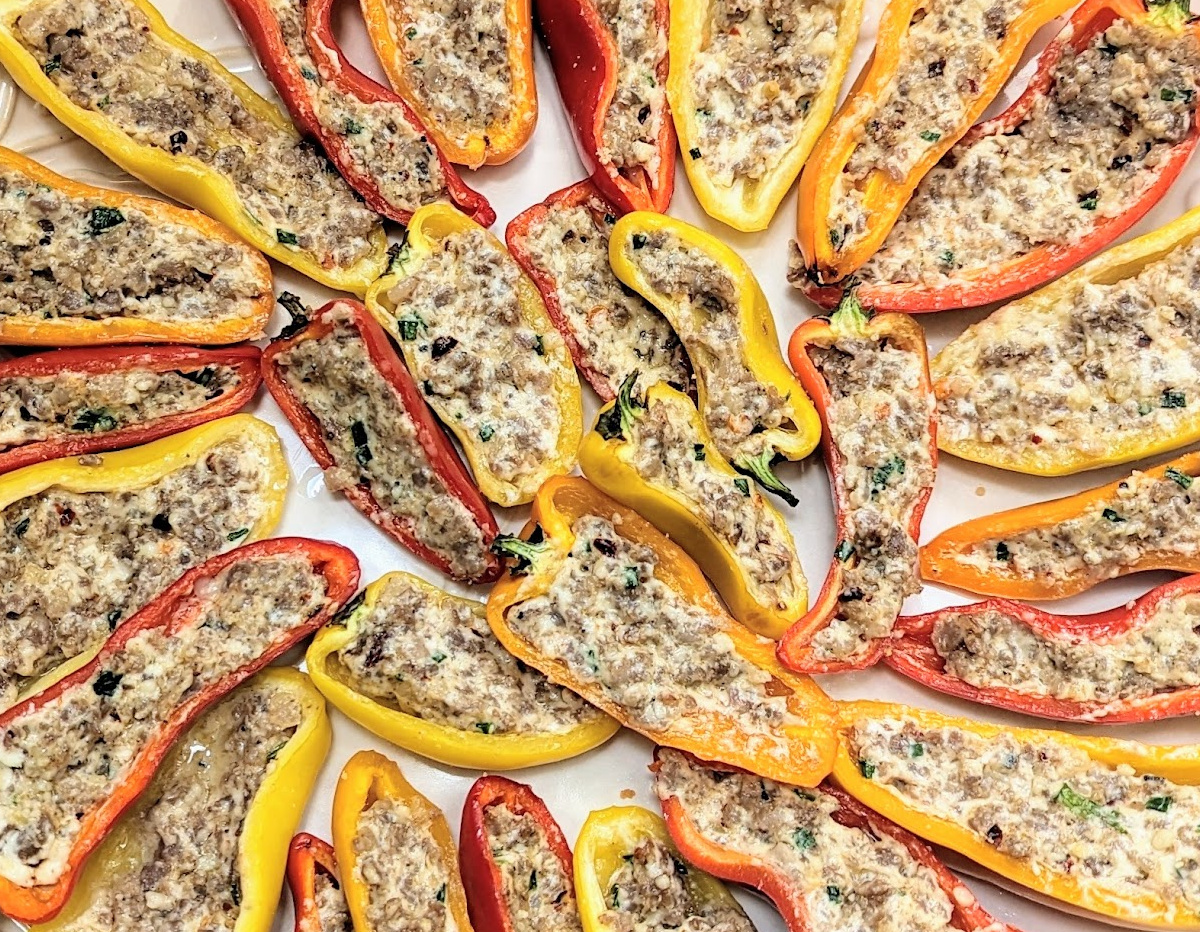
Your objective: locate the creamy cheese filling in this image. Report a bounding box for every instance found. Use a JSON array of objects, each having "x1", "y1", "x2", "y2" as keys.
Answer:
[
  {"x1": 14, "y1": 0, "x2": 380, "y2": 270},
  {"x1": 0, "y1": 553, "x2": 327, "y2": 889},
  {"x1": 385, "y1": 228, "x2": 563, "y2": 485},
  {"x1": 653, "y1": 749, "x2": 958, "y2": 932},
  {"x1": 600, "y1": 834, "x2": 753, "y2": 932},
  {"x1": 50, "y1": 679, "x2": 303, "y2": 932},
  {"x1": 353, "y1": 797, "x2": 458, "y2": 932},
  {"x1": 330, "y1": 573, "x2": 602, "y2": 735},
  {"x1": 689, "y1": 0, "x2": 840, "y2": 186},
  {"x1": 315, "y1": 870, "x2": 354, "y2": 932},
  {"x1": 267, "y1": 0, "x2": 448, "y2": 216},
  {"x1": 807, "y1": 336, "x2": 933, "y2": 661},
  {"x1": 276, "y1": 307, "x2": 488, "y2": 580},
  {"x1": 594, "y1": 0, "x2": 667, "y2": 176},
  {"x1": 0, "y1": 163, "x2": 265, "y2": 324},
  {"x1": 507, "y1": 515, "x2": 794, "y2": 738},
  {"x1": 859, "y1": 19, "x2": 1200, "y2": 285},
  {"x1": 512, "y1": 200, "x2": 689, "y2": 398},
  {"x1": 935, "y1": 236, "x2": 1200, "y2": 461},
  {"x1": 0, "y1": 364, "x2": 241, "y2": 451},
  {"x1": 827, "y1": 0, "x2": 1023, "y2": 256},
  {"x1": 0, "y1": 434, "x2": 277, "y2": 709},
  {"x1": 484, "y1": 802, "x2": 582, "y2": 932},
  {"x1": 850, "y1": 714, "x2": 1200, "y2": 912}
]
